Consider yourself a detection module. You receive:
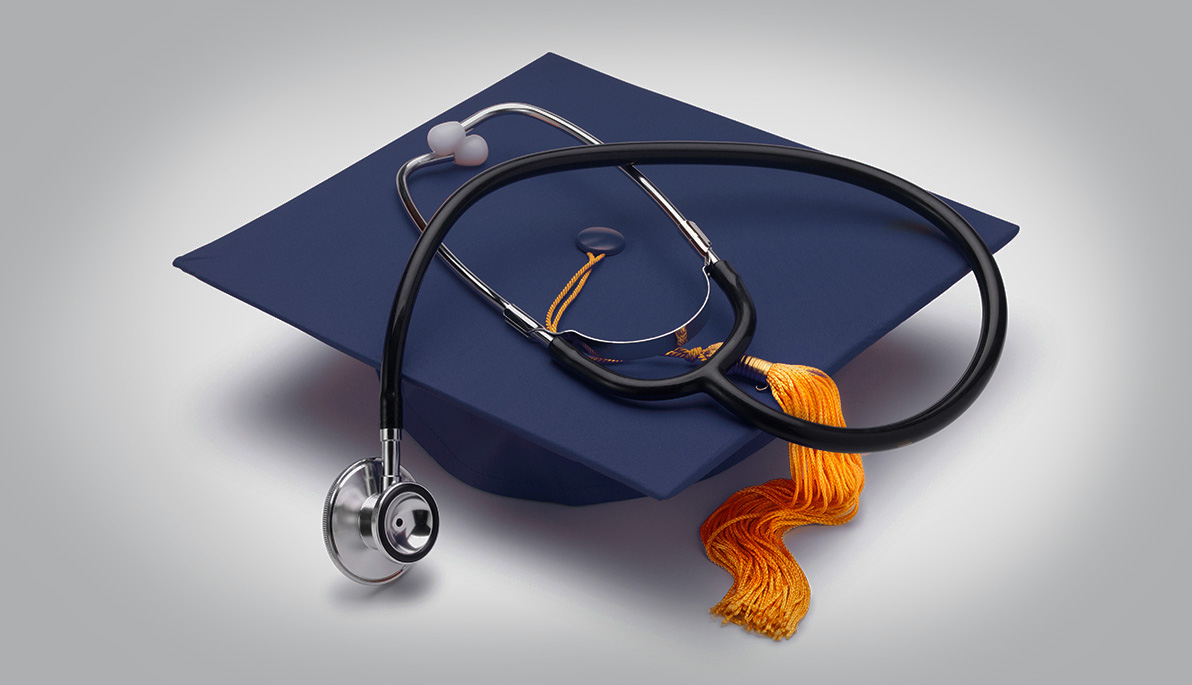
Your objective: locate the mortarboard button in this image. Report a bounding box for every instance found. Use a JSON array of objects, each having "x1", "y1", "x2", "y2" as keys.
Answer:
[{"x1": 575, "y1": 226, "x2": 626, "y2": 256}]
